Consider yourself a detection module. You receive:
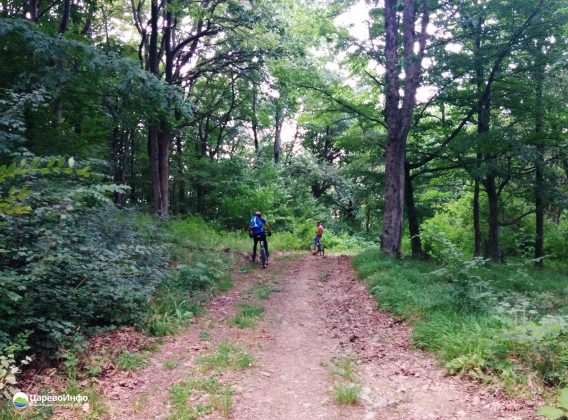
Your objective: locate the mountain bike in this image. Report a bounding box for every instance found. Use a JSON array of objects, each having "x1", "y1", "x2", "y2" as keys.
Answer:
[
  {"x1": 251, "y1": 232, "x2": 270, "y2": 268},
  {"x1": 259, "y1": 240, "x2": 268, "y2": 268},
  {"x1": 310, "y1": 240, "x2": 324, "y2": 256}
]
